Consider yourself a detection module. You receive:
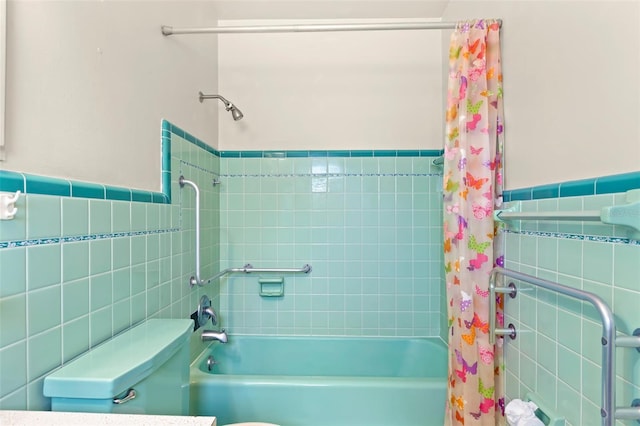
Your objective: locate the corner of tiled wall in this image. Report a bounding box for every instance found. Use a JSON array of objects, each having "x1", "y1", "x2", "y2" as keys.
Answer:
[
  {"x1": 0, "y1": 121, "x2": 221, "y2": 411},
  {"x1": 500, "y1": 173, "x2": 640, "y2": 426}
]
